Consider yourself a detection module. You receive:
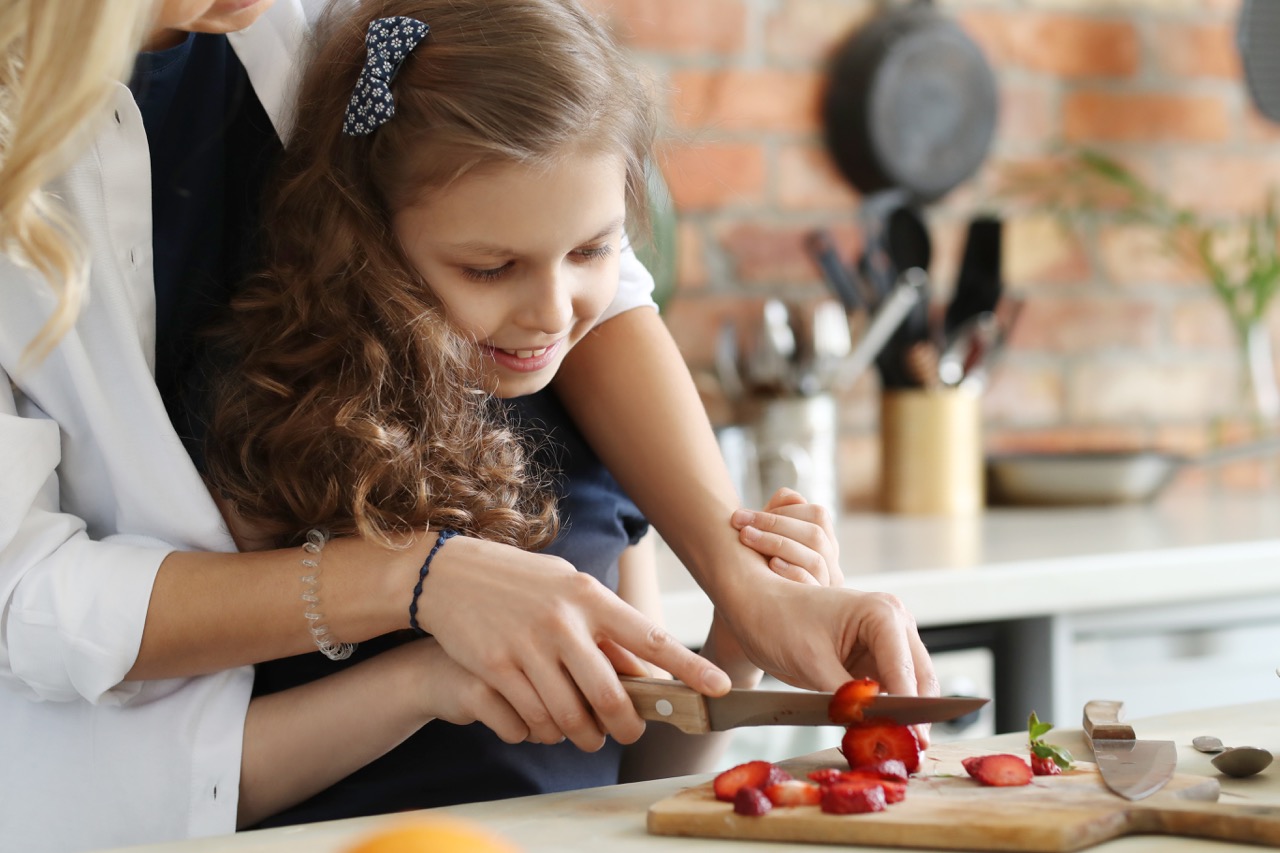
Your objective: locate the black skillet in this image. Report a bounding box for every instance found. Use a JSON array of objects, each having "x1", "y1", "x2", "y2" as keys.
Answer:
[{"x1": 821, "y1": 0, "x2": 999, "y2": 204}]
